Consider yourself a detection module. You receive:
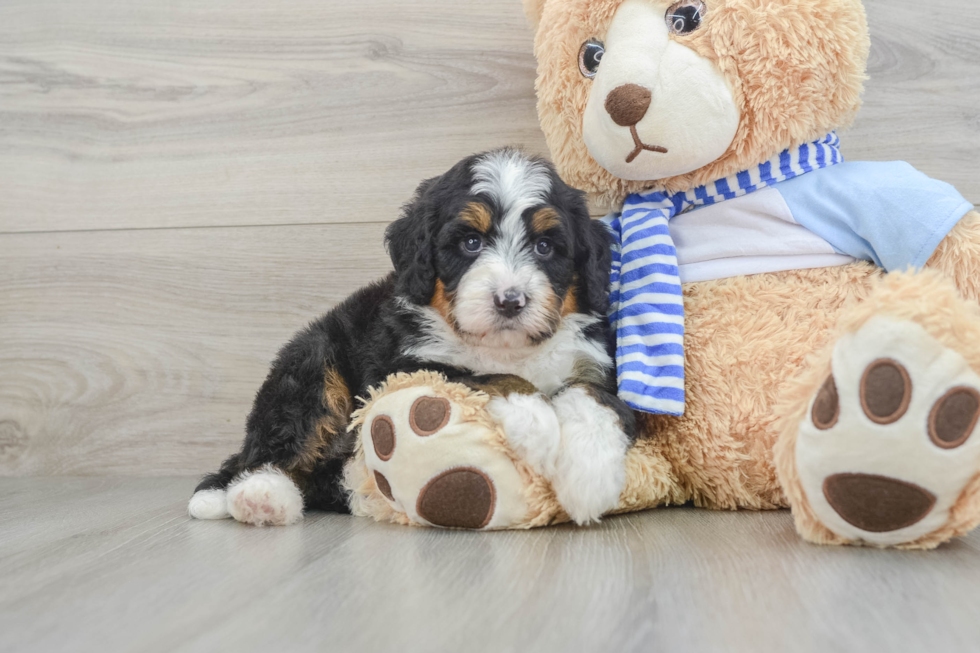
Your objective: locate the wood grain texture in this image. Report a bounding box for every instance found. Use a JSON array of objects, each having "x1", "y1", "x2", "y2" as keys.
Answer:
[
  {"x1": 0, "y1": 0, "x2": 547, "y2": 233},
  {"x1": 0, "y1": 223, "x2": 391, "y2": 476},
  {"x1": 849, "y1": 0, "x2": 980, "y2": 202},
  {"x1": 0, "y1": 0, "x2": 979, "y2": 476},
  {"x1": 0, "y1": 0, "x2": 978, "y2": 236},
  {"x1": 1, "y1": 477, "x2": 980, "y2": 653}
]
